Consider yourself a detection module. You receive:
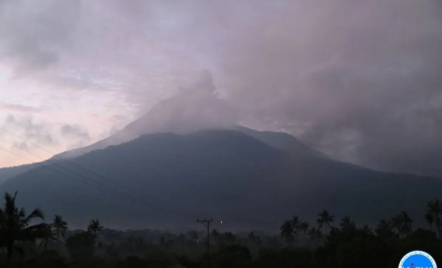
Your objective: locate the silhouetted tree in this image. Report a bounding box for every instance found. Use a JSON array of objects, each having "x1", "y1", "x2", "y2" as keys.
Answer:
[
  {"x1": 280, "y1": 220, "x2": 294, "y2": 243},
  {"x1": 317, "y1": 210, "x2": 334, "y2": 237},
  {"x1": 339, "y1": 216, "x2": 354, "y2": 229},
  {"x1": 426, "y1": 213, "x2": 434, "y2": 231},
  {"x1": 87, "y1": 219, "x2": 103, "y2": 236},
  {"x1": 52, "y1": 215, "x2": 68, "y2": 251},
  {"x1": 427, "y1": 199, "x2": 442, "y2": 239},
  {"x1": 0, "y1": 192, "x2": 48, "y2": 259},
  {"x1": 39, "y1": 224, "x2": 56, "y2": 251},
  {"x1": 65, "y1": 231, "x2": 96, "y2": 259},
  {"x1": 375, "y1": 219, "x2": 397, "y2": 240},
  {"x1": 390, "y1": 211, "x2": 413, "y2": 237},
  {"x1": 212, "y1": 229, "x2": 221, "y2": 245},
  {"x1": 247, "y1": 231, "x2": 261, "y2": 245},
  {"x1": 299, "y1": 222, "x2": 309, "y2": 236},
  {"x1": 290, "y1": 216, "x2": 300, "y2": 235},
  {"x1": 308, "y1": 227, "x2": 323, "y2": 242}
]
